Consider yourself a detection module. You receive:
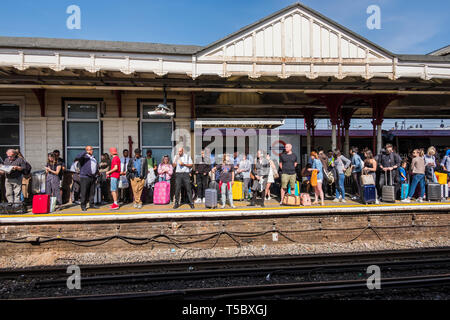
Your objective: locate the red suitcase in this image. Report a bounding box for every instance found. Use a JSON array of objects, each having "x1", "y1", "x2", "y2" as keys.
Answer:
[{"x1": 32, "y1": 194, "x2": 50, "y2": 214}]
